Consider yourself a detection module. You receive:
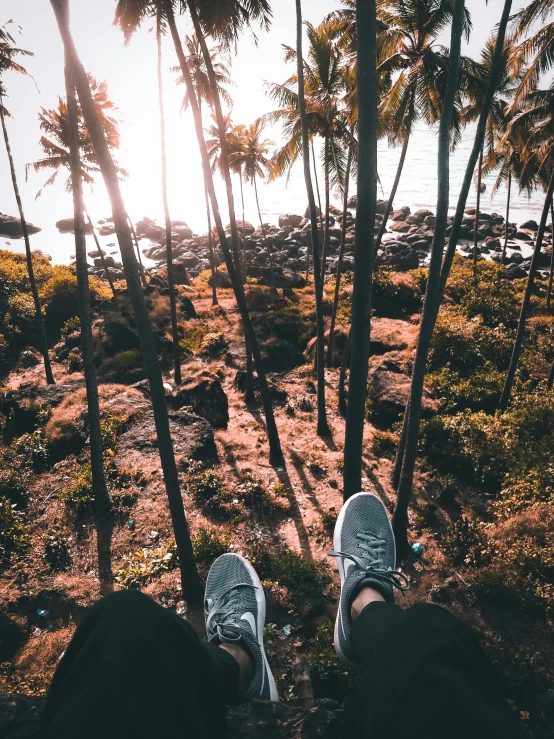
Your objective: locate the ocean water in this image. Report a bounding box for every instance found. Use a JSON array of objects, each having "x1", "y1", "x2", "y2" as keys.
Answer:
[{"x1": 1, "y1": 123, "x2": 548, "y2": 267}]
